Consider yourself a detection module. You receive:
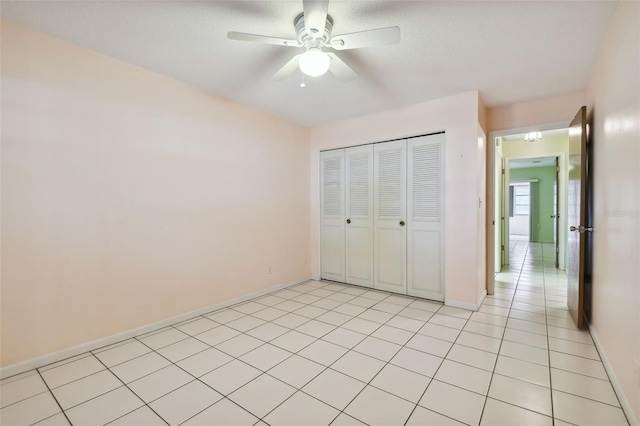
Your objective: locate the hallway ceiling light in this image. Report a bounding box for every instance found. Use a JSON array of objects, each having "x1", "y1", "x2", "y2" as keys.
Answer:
[{"x1": 524, "y1": 131, "x2": 542, "y2": 142}]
